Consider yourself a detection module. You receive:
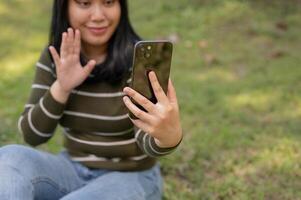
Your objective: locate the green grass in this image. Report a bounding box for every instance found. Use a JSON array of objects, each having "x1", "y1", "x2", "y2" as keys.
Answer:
[{"x1": 1, "y1": 0, "x2": 301, "y2": 199}]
